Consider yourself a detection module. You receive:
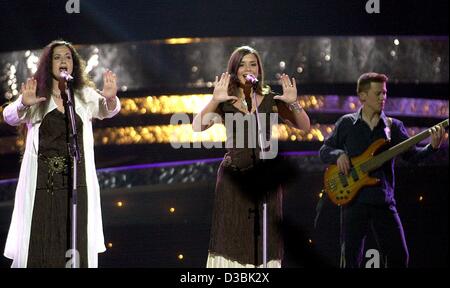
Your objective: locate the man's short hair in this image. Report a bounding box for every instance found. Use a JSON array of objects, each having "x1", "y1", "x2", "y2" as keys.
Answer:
[{"x1": 357, "y1": 72, "x2": 388, "y2": 94}]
